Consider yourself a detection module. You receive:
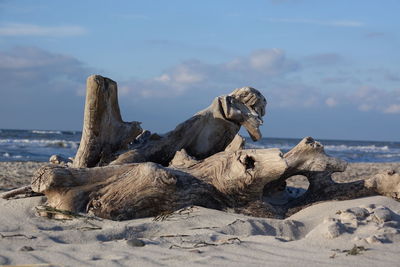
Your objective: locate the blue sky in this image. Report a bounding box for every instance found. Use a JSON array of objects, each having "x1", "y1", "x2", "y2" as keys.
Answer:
[{"x1": 0, "y1": 0, "x2": 399, "y2": 141}]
